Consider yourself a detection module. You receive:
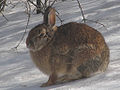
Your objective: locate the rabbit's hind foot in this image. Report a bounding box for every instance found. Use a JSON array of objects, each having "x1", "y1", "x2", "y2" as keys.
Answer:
[{"x1": 56, "y1": 73, "x2": 83, "y2": 84}]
